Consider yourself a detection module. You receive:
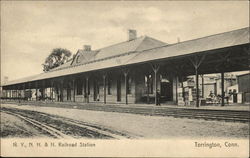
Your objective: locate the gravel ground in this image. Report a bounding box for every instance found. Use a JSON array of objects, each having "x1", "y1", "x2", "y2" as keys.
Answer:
[
  {"x1": 0, "y1": 112, "x2": 49, "y2": 138},
  {"x1": 1, "y1": 104, "x2": 249, "y2": 139}
]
